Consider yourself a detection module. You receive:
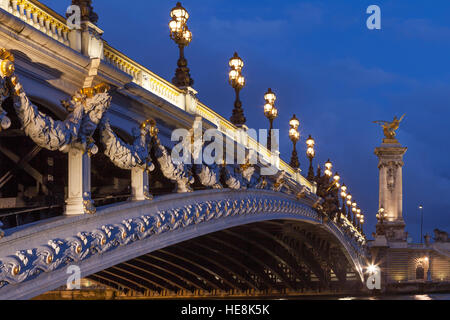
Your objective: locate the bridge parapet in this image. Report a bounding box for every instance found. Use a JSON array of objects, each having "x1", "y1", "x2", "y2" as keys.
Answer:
[{"x1": 103, "y1": 44, "x2": 183, "y2": 108}]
